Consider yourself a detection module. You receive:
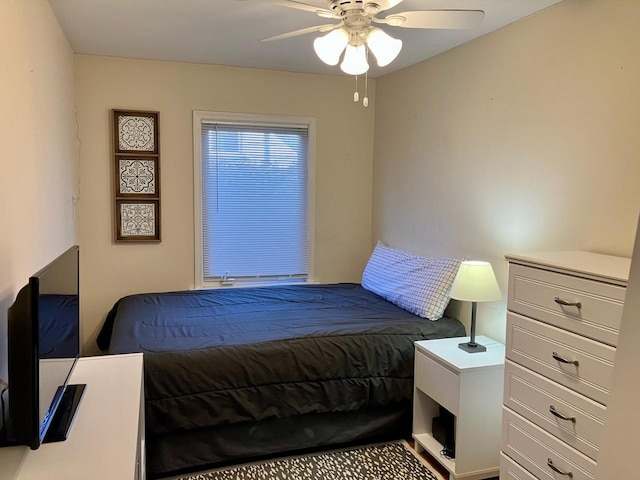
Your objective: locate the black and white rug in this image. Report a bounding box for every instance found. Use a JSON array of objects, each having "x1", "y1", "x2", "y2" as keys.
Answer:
[{"x1": 178, "y1": 441, "x2": 440, "y2": 480}]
